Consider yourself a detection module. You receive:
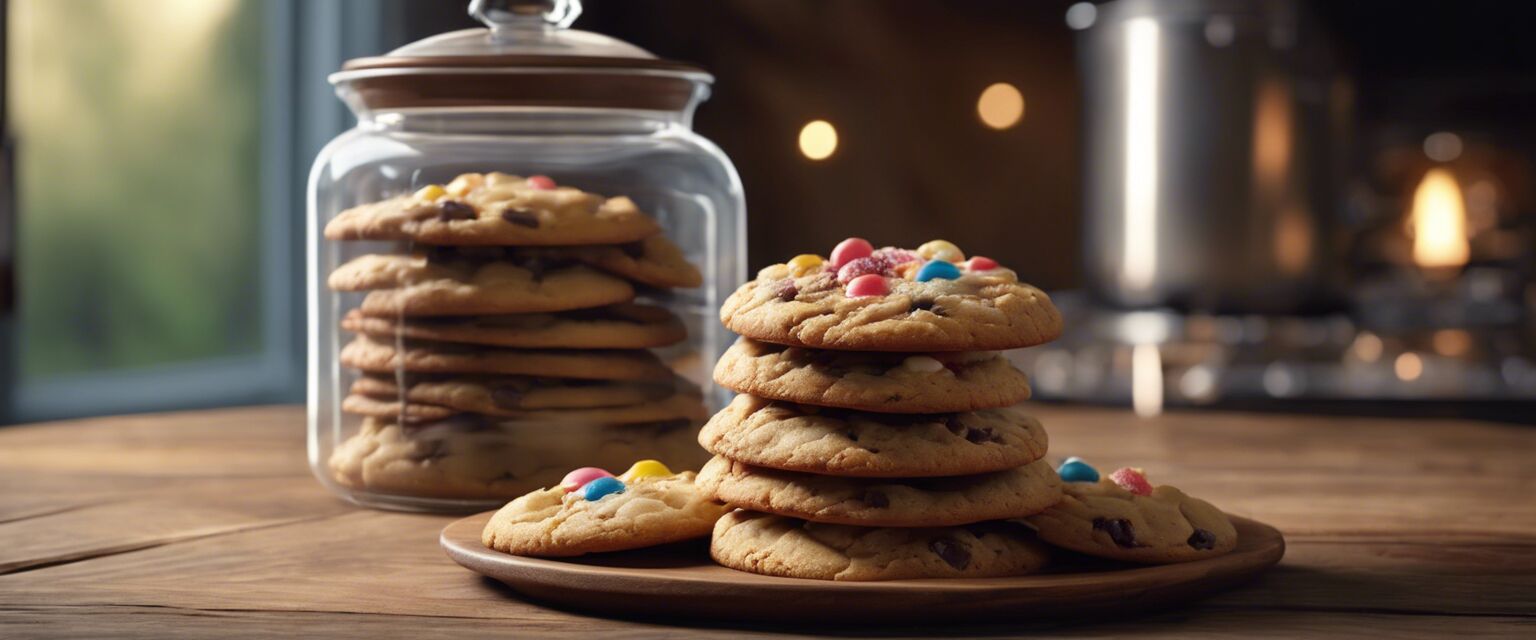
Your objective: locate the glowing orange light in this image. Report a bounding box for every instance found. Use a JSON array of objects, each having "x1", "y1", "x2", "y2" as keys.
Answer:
[
  {"x1": 798, "y1": 120, "x2": 837, "y2": 161},
  {"x1": 977, "y1": 83, "x2": 1025, "y2": 129},
  {"x1": 1394, "y1": 352, "x2": 1423, "y2": 381},
  {"x1": 1407, "y1": 168, "x2": 1470, "y2": 270}
]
